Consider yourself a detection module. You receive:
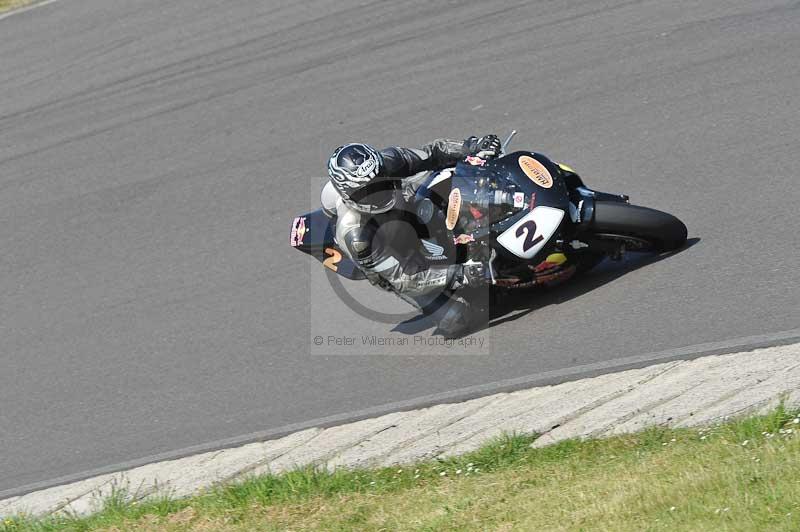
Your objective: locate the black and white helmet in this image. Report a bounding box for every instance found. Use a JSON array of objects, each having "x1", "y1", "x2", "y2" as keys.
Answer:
[{"x1": 328, "y1": 143, "x2": 396, "y2": 213}]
